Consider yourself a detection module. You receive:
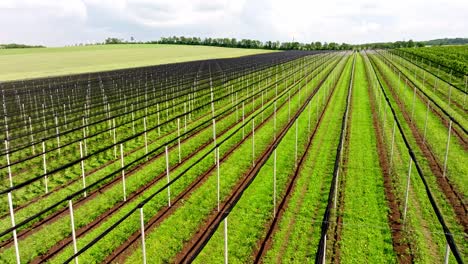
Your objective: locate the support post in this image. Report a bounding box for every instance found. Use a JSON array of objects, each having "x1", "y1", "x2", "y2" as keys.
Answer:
[
  {"x1": 69, "y1": 200, "x2": 79, "y2": 264},
  {"x1": 403, "y1": 159, "x2": 412, "y2": 225},
  {"x1": 166, "y1": 146, "x2": 171, "y2": 207},
  {"x1": 140, "y1": 207, "x2": 147, "y2": 264},
  {"x1": 224, "y1": 217, "x2": 228, "y2": 264},
  {"x1": 442, "y1": 120, "x2": 452, "y2": 178},
  {"x1": 120, "y1": 144, "x2": 126, "y2": 201},
  {"x1": 42, "y1": 140, "x2": 48, "y2": 193},
  {"x1": 80, "y1": 141, "x2": 87, "y2": 197}
]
